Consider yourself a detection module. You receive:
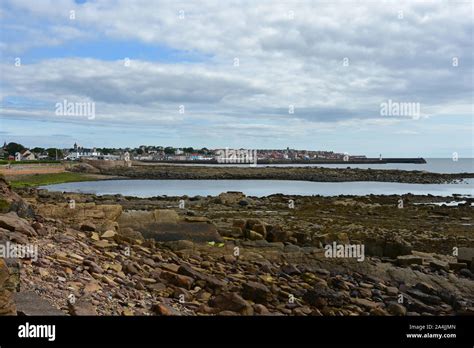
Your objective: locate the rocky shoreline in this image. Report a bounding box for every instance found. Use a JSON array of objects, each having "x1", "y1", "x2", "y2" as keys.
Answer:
[
  {"x1": 1, "y1": 176, "x2": 473, "y2": 316},
  {"x1": 72, "y1": 162, "x2": 474, "y2": 184}
]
